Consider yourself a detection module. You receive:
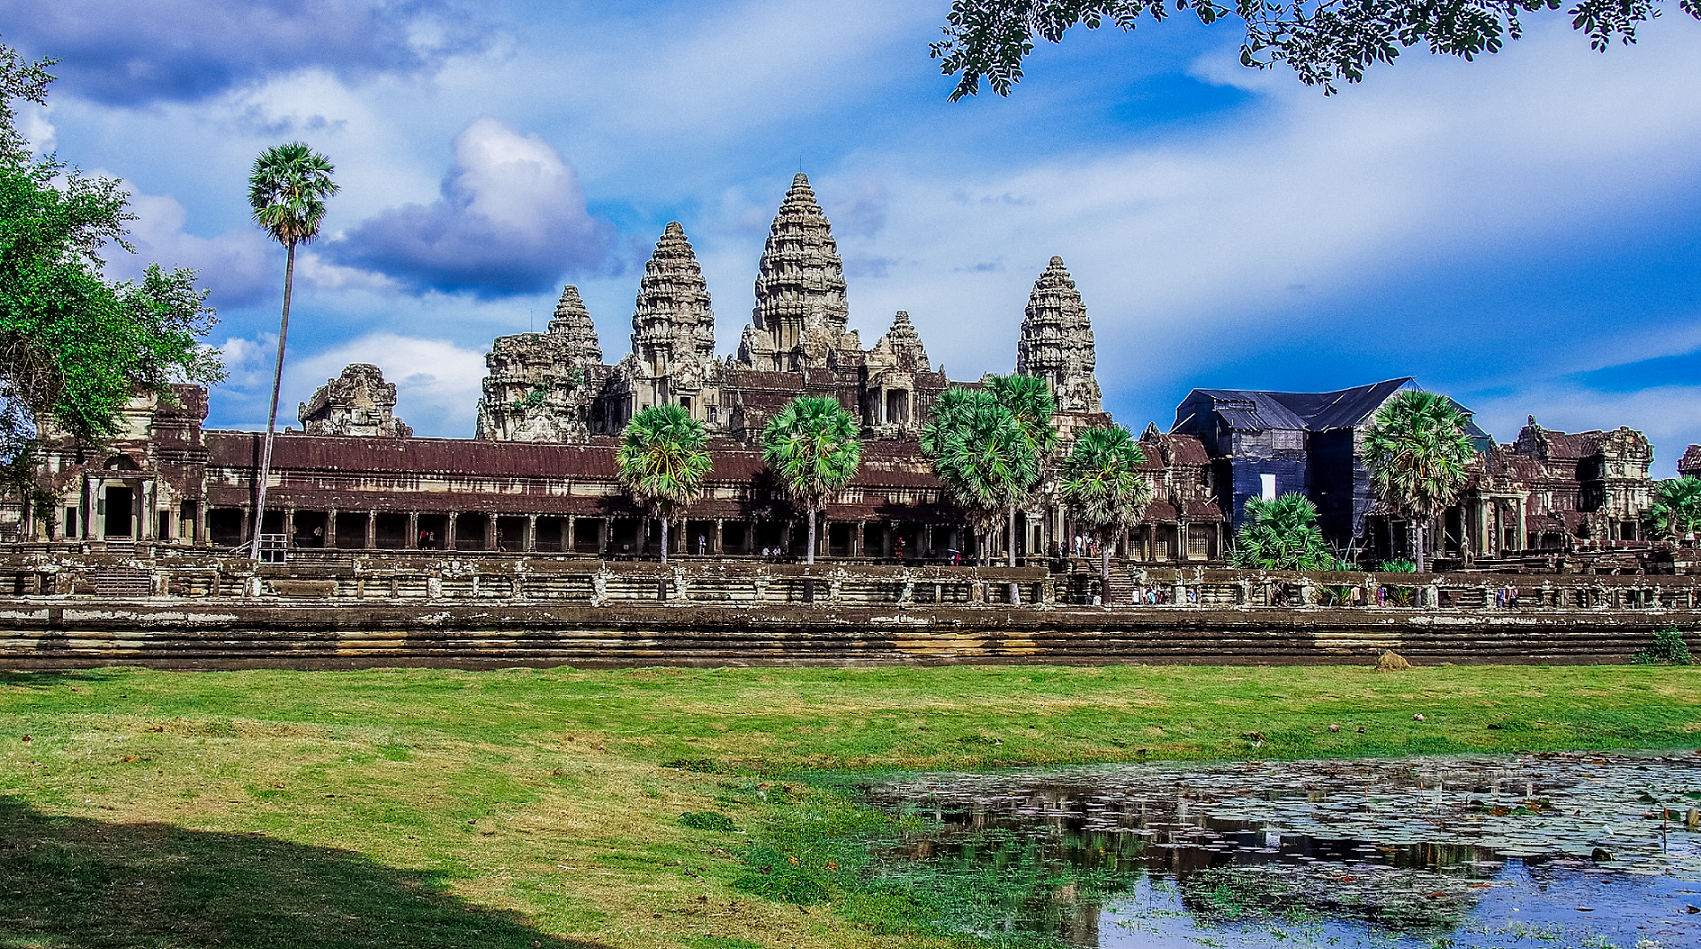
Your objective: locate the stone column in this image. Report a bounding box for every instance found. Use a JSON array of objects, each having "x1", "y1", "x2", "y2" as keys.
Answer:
[
  {"x1": 853, "y1": 520, "x2": 865, "y2": 557},
  {"x1": 406, "y1": 512, "x2": 419, "y2": 549},
  {"x1": 525, "y1": 514, "x2": 538, "y2": 552},
  {"x1": 640, "y1": 517, "x2": 651, "y2": 555},
  {"x1": 283, "y1": 507, "x2": 296, "y2": 548},
  {"x1": 566, "y1": 515, "x2": 577, "y2": 553},
  {"x1": 484, "y1": 514, "x2": 497, "y2": 551},
  {"x1": 713, "y1": 519, "x2": 724, "y2": 554},
  {"x1": 598, "y1": 518, "x2": 610, "y2": 555},
  {"x1": 138, "y1": 480, "x2": 155, "y2": 540},
  {"x1": 366, "y1": 510, "x2": 378, "y2": 549},
  {"x1": 922, "y1": 524, "x2": 934, "y2": 559},
  {"x1": 237, "y1": 504, "x2": 249, "y2": 548},
  {"x1": 445, "y1": 511, "x2": 459, "y2": 550},
  {"x1": 780, "y1": 520, "x2": 792, "y2": 556},
  {"x1": 326, "y1": 508, "x2": 338, "y2": 549}
]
